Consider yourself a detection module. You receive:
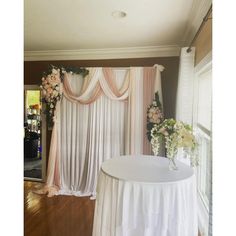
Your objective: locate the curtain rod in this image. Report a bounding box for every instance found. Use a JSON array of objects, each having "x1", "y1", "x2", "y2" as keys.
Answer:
[{"x1": 186, "y1": 4, "x2": 212, "y2": 53}]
